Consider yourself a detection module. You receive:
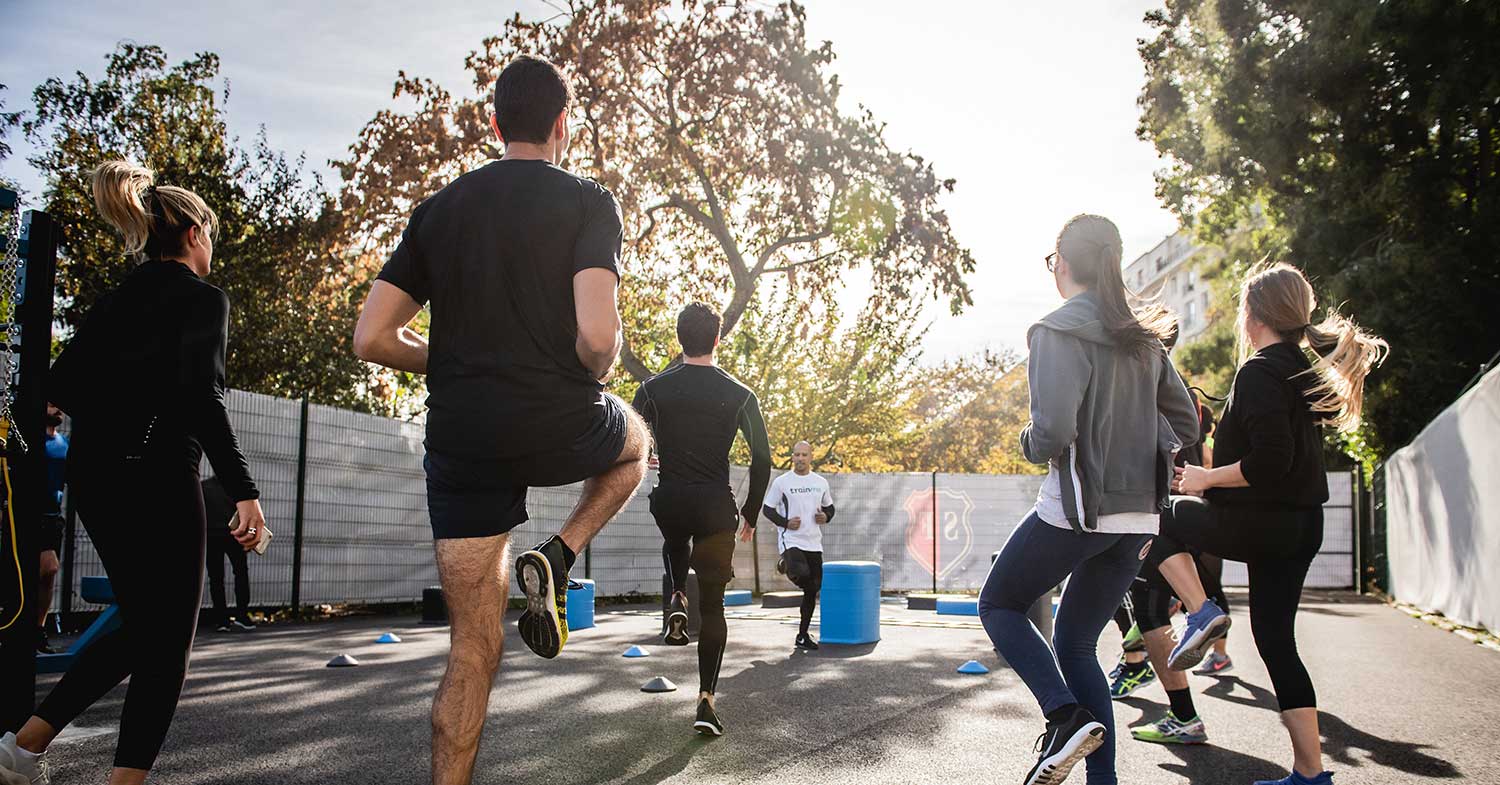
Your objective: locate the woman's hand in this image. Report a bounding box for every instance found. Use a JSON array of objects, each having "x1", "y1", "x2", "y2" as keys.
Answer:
[
  {"x1": 232, "y1": 499, "x2": 267, "y2": 552},
  {"x1": 1174, "y1": 465, "x2": 1211, "y2": 497}
]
